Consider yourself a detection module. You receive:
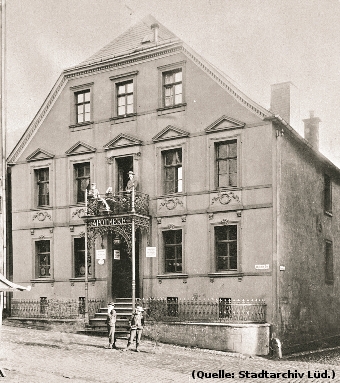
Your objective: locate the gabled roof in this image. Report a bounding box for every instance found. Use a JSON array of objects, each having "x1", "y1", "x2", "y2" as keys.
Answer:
[
  {"x1": 8, "y1": 15, "x2": 272, "y2": 165},
  {"x1": 79, "y1": 15, "x2": 178, "y2": 67},
  {"x1": 152, "y1": 125, "x2": 189, "y2": 142}
]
